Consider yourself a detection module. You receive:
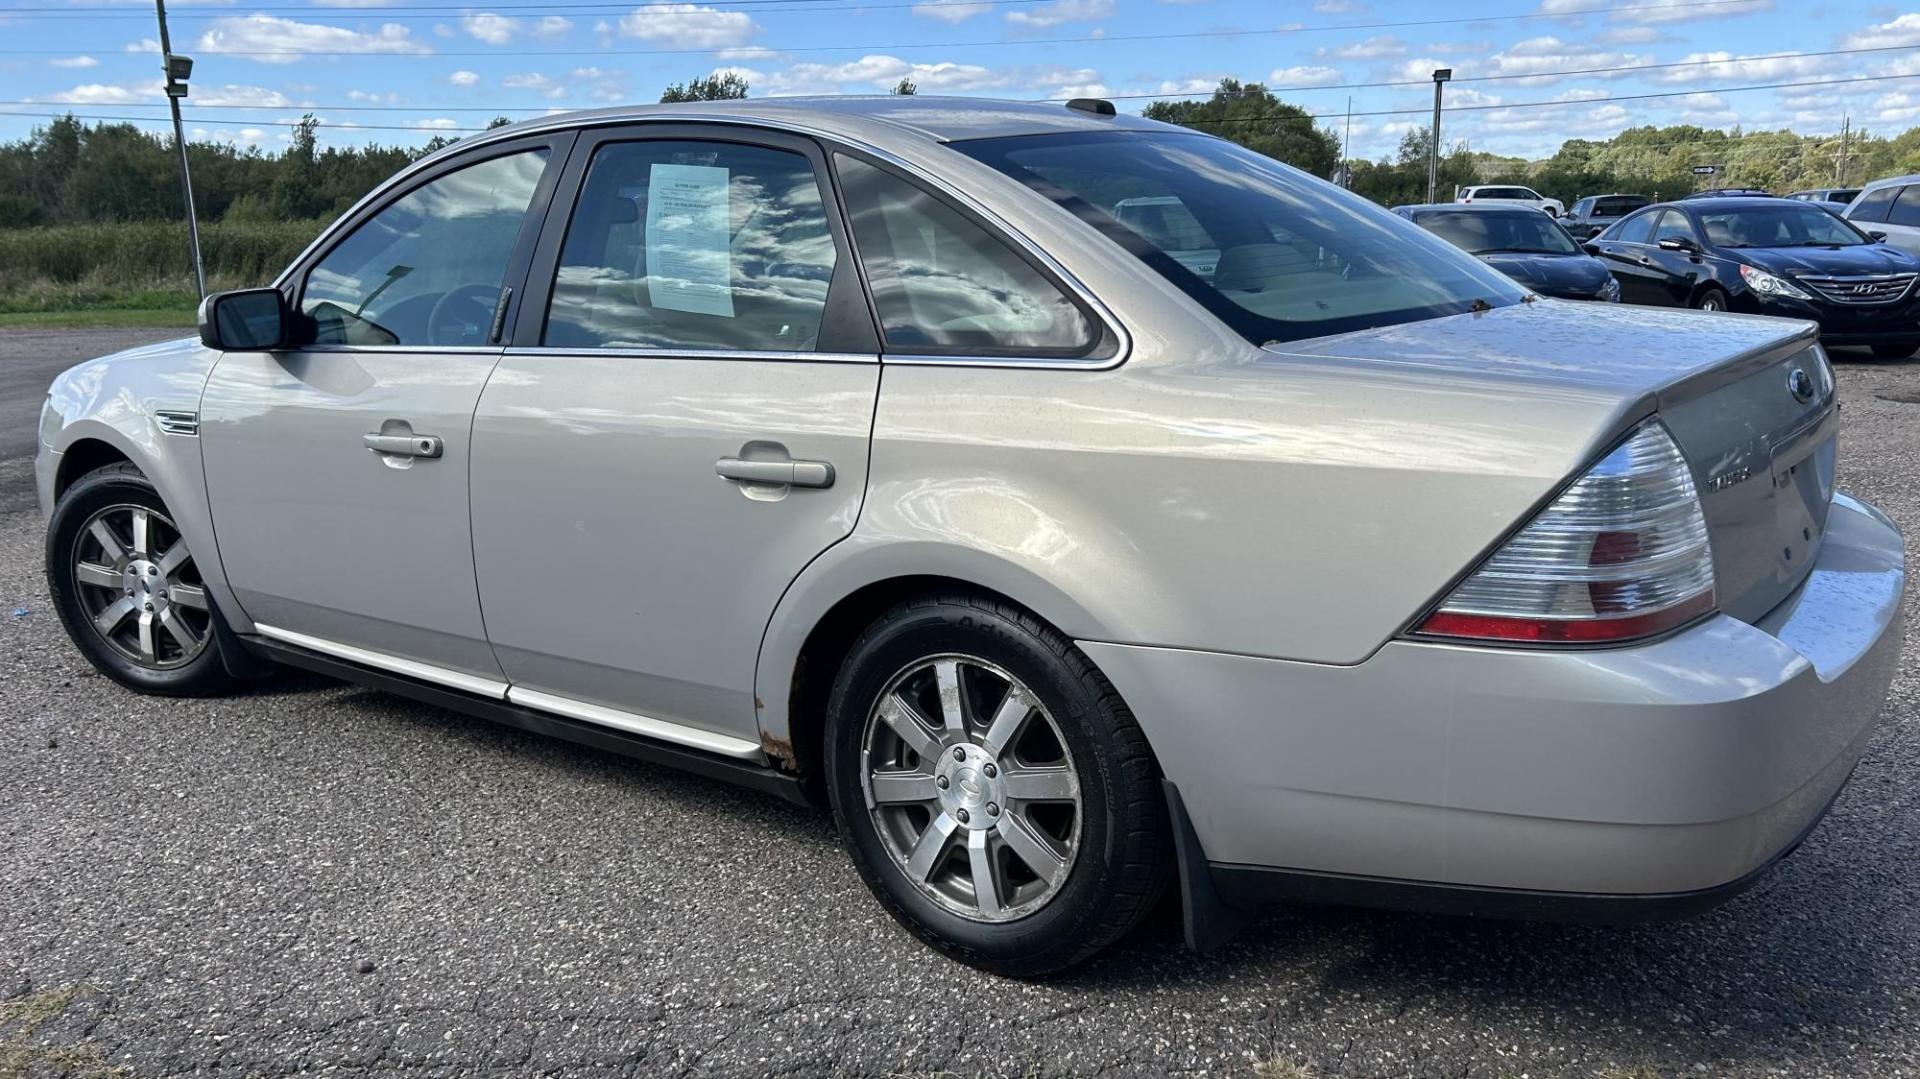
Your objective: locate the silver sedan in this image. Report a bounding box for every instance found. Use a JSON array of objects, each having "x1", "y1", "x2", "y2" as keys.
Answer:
[{"x1": 35, "y1": 98, "x2": 1905, "y2": 975}]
